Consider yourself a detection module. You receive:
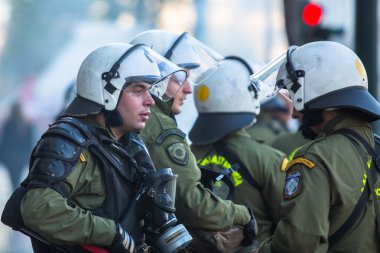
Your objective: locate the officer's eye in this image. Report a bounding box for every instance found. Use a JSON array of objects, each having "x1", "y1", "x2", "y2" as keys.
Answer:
[{"x1": 125, "y1": 83, "x2": 150, "y2": 96}]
